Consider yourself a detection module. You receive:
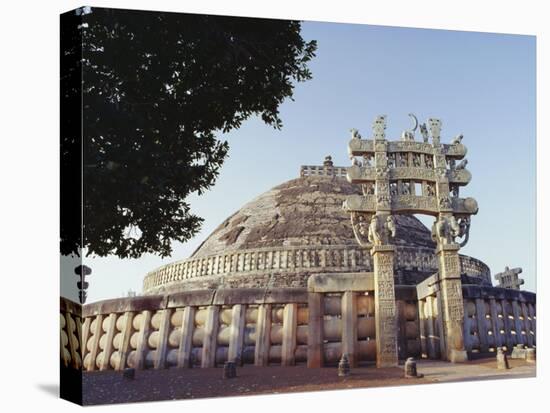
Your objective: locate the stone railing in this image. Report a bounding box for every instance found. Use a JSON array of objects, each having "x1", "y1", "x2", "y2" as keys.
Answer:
[
  {"x1": 62, "y1": 281, "x2": 534, "y2": 371},
  {"x1": 300, "y1": 165, "x2": 348, "y2": 178},
  {"x1": 143, "y1": 245, "x2": 490, "y2": 294},
  {"x1": 60, "y1": 297, "x2": 83, "y2": 370},
  {"x1": 306, "y1": 273, "x2": 421, "y2": 367},
  {"x1": 80, "y1": 289, "x2": 310, "y2": 371},
  {"x1": 143, "y1": 245, "x2": 375, "y2": 293},
  {"x1": 461, "y1": 285, "x2": 536, "y2": 353},
  {"x1": 459, "y1": 256, "x2": 491, "y2": 282},
  {"x1": 416, "y1": 280, "x2": 536, "y2": 360},
  {"x1": 65, "y1": 279, "x2": 422, "y2": 372}
]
